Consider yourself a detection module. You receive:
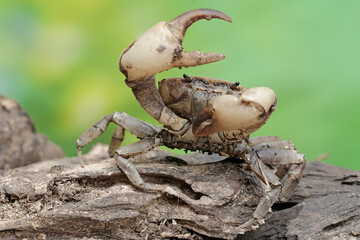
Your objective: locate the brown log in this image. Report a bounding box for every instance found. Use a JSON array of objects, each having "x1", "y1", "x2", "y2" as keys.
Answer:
[
  {"x1": 0, "y1": 147, "x2": 268, "y2": 239},
  {"x1": 0, "y1": 95, "x2": 63, "y2": 169},
  {"x1": 0, "y1": 143, "x2": 360, "y2": 239},
  {"x1": 1, "y1": 145, "x2": 359, "y2": 239}
]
